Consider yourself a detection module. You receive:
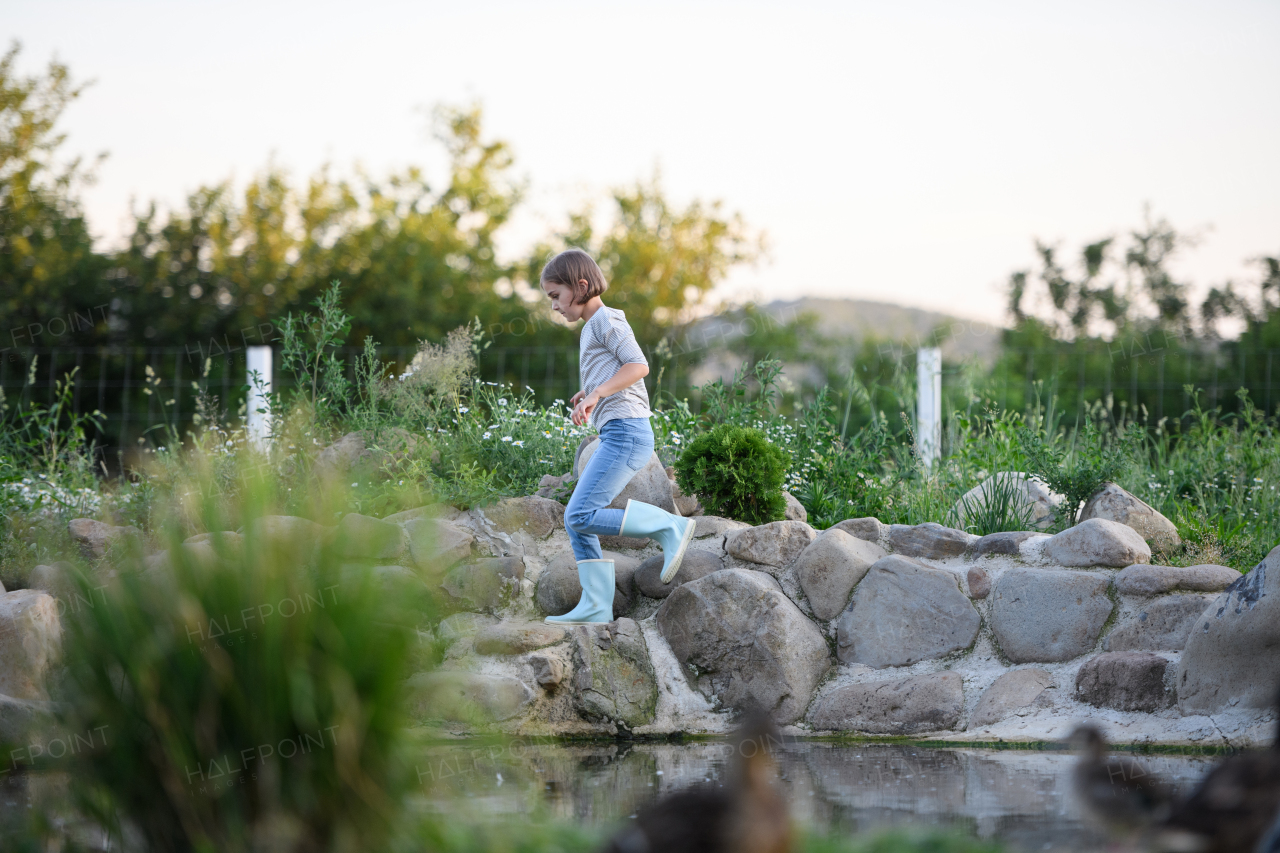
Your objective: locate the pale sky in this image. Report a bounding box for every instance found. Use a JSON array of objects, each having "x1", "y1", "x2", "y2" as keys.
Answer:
[{"x1": 6, "y1": 0, "x2": 1279, "y2": 325}]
